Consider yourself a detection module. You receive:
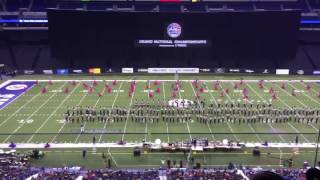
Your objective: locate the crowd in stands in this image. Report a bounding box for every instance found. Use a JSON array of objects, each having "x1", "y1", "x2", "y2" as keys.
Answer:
[
  {"x1": 0, "y1": 150, "x2": 318, "y2": 179},
  {"x1": 0, "y1": 64, "x2": 15, "y2": 80}
]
